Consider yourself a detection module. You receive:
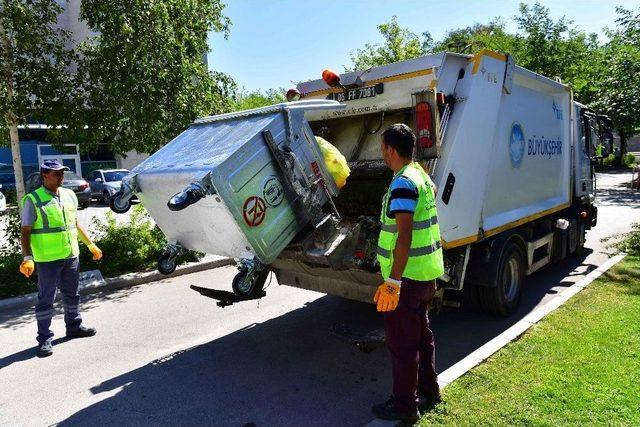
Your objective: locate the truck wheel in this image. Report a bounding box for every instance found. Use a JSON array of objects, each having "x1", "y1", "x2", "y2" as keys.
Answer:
[
  {"x1": 157, "y1": 253, "x2": 177, "y2": 275},
  {"x1": 109, "y1": 191, "x2": 131, "y2": 214},
  {"x1": 232, "y1": 268, "x2": 269, "y2": 298},
  {"x1": 477, "y1": 241, "x2": 526, "y2": 316}
]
